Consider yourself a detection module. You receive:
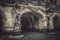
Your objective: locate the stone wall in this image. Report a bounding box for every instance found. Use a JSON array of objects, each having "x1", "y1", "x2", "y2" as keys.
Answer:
[{"x1": 0, "y1": 2, "x2": 60, "y2": 33}]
